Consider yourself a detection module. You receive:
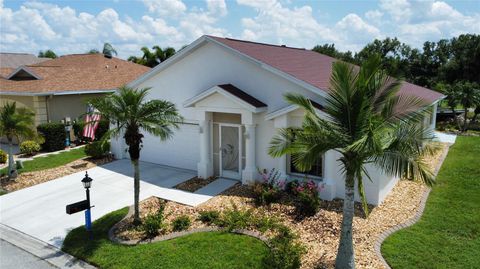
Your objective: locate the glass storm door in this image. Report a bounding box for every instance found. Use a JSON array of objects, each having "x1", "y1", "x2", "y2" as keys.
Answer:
[{"x1": 219, "y1": 125, "x2": 241, "y2": 179}]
